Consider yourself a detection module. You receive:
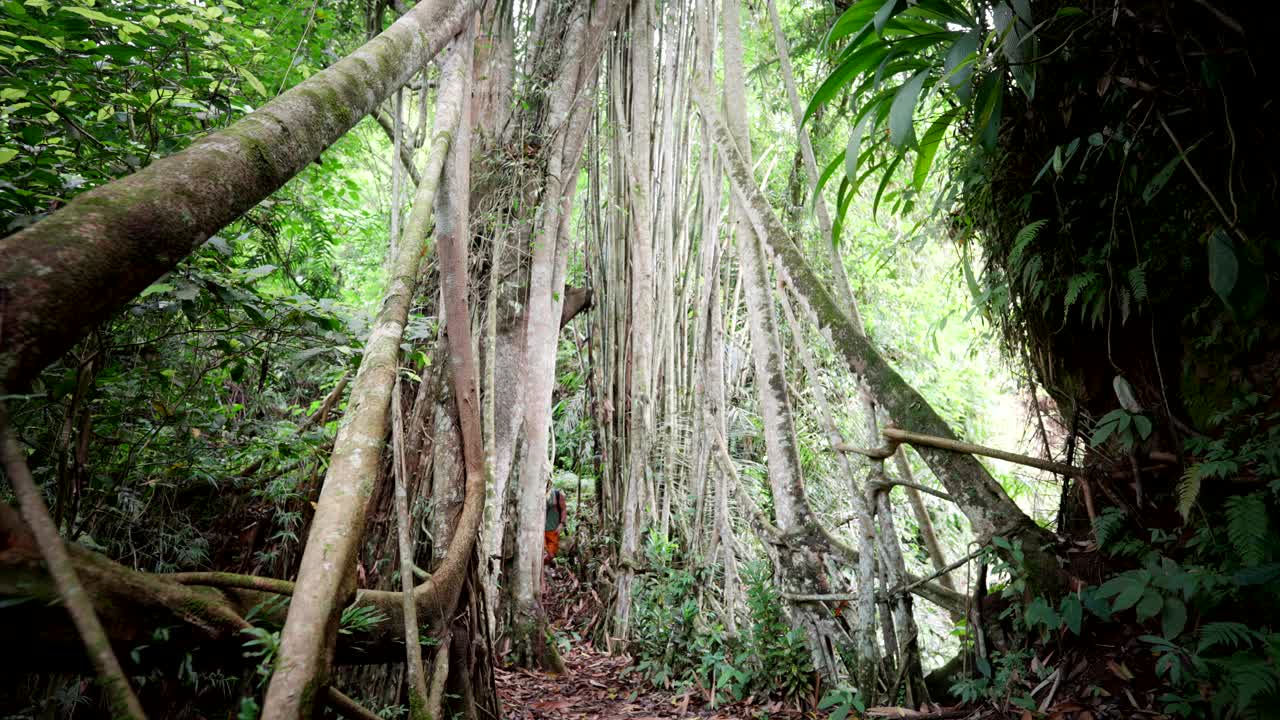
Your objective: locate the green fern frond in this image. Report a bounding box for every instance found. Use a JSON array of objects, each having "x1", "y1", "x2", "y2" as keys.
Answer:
[
  {"x1": 1227, "y1": 656, "x2": 1280, "y2": 710},
  {"x1": 1064, "y1": 272, "x2": 1098, "y2": 316},
  {"x1": 1225, "y1": 493, "x2": 1269, "y2": 567},
  {"x1": 1198, "y1": 622, "x2": 1257, "y2": 653},
  {"x1": 1128, "y1": 265, "x2": 1148, "y2": 302},
  {"x1": 1093, "y1": 507, "x2": 1126, "y2": 548},
  {"x1": 1176, "y1": 468, "x2": 1201, "y2": 522},
  {"x1": 1009, "y1": 219, "x2": 1047, "y2": 266}
]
